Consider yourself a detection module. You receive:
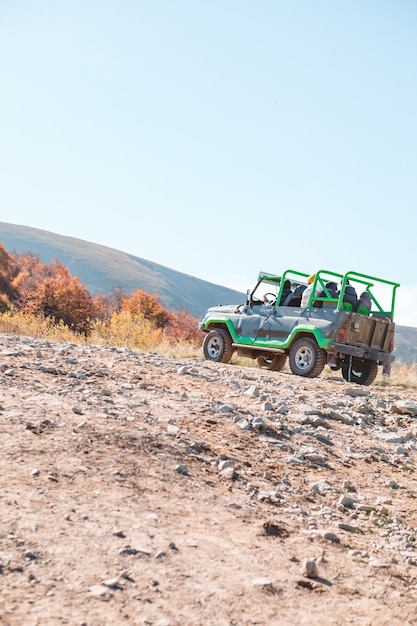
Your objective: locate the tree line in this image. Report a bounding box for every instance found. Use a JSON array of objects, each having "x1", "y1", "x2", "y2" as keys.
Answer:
[{"x1": 0, "y1": 243, "x2": 202, "y2": 344}]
